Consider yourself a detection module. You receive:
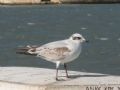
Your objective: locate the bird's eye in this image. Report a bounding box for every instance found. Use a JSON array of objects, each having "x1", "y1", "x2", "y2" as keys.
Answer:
[{"x1": 73, "y1": 37, "x2": 81, "y2": 40}]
